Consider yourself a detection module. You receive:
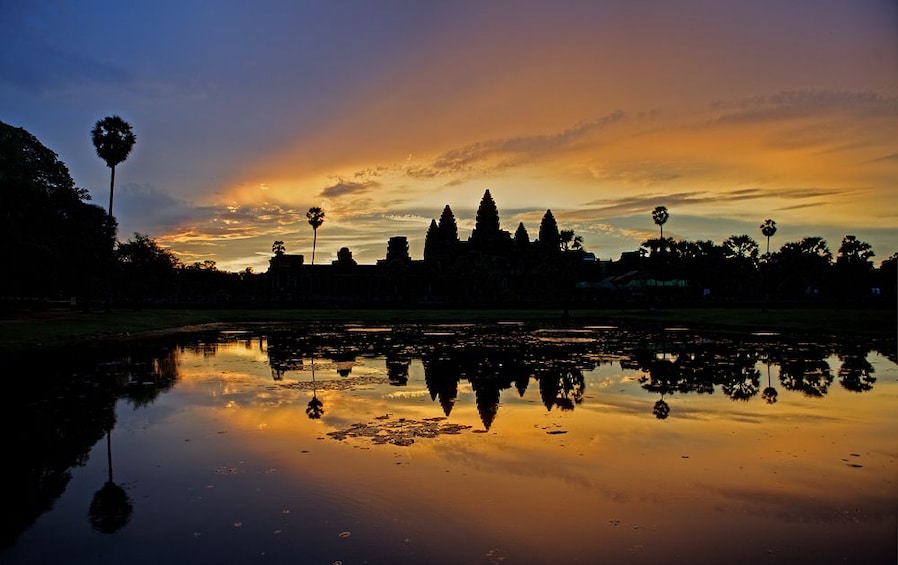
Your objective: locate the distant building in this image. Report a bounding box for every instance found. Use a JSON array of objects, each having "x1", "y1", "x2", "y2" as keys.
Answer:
[{"x1": 267, "y1": 190, "x2": 608, "y2": 306}]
